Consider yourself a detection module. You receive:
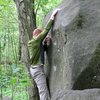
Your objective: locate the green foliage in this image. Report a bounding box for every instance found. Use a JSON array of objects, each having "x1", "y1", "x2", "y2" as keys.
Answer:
[
  {"x1": 0, "y1": 65, "x2": 7, "y2": 89},
  {"x1": 0, "y1": 0, "x2": 18, "y2": 63},
  {"x1": 0, "y1": 63, "x2": 30, "y2": 99},
  {"x1": 34, "y1": 0, "x2": 62, "y2": 27},
  {"x1": 0, "y1": 0, "x2": 18, "y2": 31}
]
